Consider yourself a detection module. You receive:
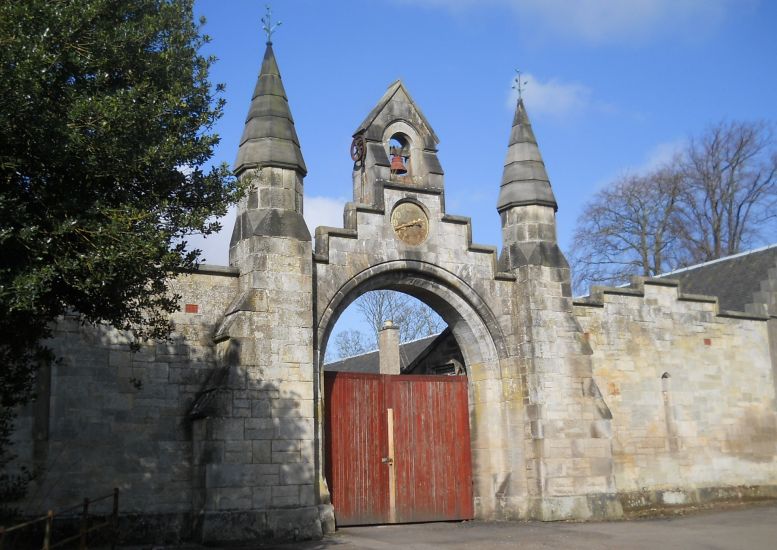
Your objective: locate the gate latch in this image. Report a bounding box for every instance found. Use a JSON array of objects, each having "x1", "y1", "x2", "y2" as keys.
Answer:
[{"x1": 381, "y1": 457, "x2": 394, "y2": 466}]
